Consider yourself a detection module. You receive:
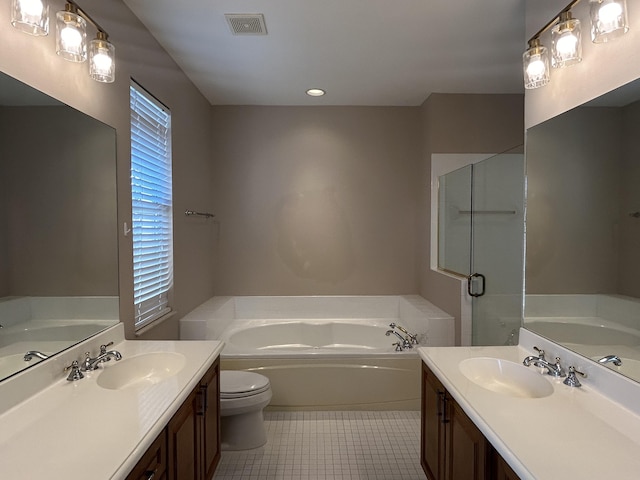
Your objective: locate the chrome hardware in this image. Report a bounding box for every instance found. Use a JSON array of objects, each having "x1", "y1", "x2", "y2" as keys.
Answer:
[
  {"x1": 389, "y1": 323, "x2": 419, "y2": 345},
  {"x1": 81, "y1": 345, "x2": 122, "y2": 371},
  {"x1": 598, "y1": 355, "x2": 622, "y2": 366},
  {"x1": 64, "y1": 360, "x2": 84, "y2": 381},
  {"x1": 386, "y1": 329, "x2": 412, "y2": 350},
  {"x1": 24, "y1": 350, "x2": 49, "y2": 361},
  {"x1": 392, "y1": 342, "x2": 403, "y2": 351},
  {"x1": 523, "y1": 349, "x2": 565, "y2": 377},
  {"x1": 563, "y1": 366, "x2": 586, "y2": 387}
]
